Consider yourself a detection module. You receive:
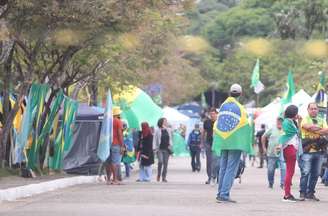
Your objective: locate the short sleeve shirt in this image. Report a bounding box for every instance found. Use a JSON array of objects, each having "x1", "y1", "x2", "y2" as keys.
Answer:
[
  {"x1": 113, "y1": 117, "x2": 123, "y2": 146},
  {"x1": 263, "y1": 127, "x2": 283, "y2": 157}
]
